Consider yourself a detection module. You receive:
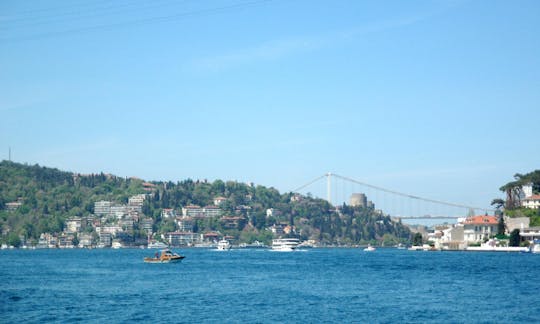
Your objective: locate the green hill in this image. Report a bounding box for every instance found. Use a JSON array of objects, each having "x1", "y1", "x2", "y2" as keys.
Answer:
[{"x1": 0, "y1": 160, "x2": 412, "y2": 247}]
